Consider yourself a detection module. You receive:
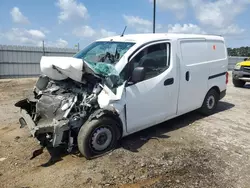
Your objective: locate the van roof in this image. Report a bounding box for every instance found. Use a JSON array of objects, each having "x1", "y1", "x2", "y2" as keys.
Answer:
[{"x1": 96, "y1": 33, "x2": 225, "y2": 43}]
